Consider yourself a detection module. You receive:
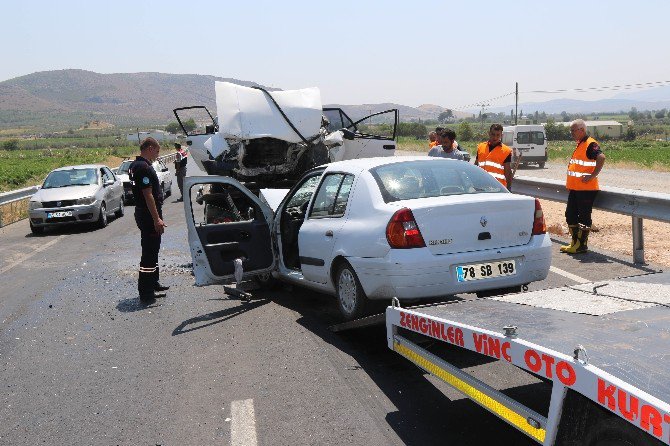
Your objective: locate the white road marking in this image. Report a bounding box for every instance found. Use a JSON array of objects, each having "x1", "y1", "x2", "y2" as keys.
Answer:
[
  {"x1": 0, "y1": 235, "x2": 66, "y2": 275},
  {"x1": 230, "y1": 399, "x2": 258, "y2": 446},
  {"x1": 549, "y1": 265, "x2": 589, "y2": 284}
]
